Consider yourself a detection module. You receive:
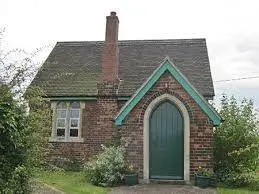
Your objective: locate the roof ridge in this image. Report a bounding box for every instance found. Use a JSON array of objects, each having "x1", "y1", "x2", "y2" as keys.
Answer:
[{"x1": 56, "y1": 38, "x2": 206, "y2": 46}]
